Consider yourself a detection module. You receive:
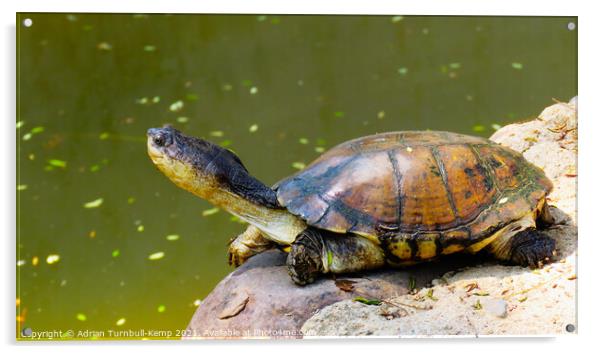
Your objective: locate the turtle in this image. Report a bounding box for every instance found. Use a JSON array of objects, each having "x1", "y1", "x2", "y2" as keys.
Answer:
[{"x1": 147, "y1": 126, "x2": 556, "y2": 285}]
